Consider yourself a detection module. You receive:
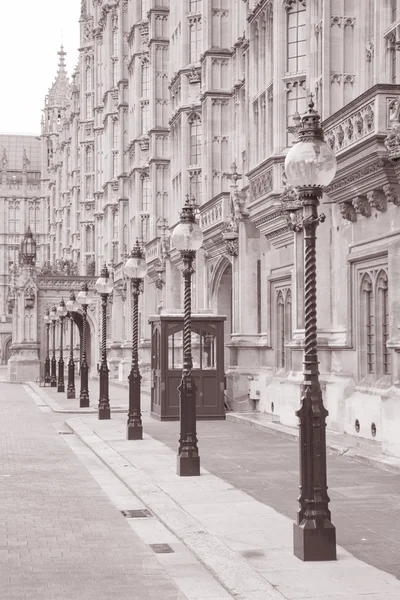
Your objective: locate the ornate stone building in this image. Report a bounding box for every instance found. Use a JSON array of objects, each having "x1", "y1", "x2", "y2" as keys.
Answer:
[
  {"x1": 6, "y1": 0, "x2": 400, "y2": 456},
  {"x1": 0, "y1": 134, "x2": 45, "y2": 363}
]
